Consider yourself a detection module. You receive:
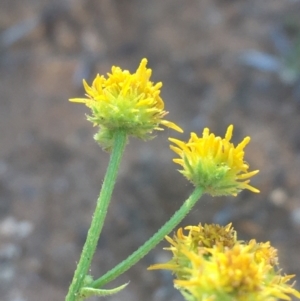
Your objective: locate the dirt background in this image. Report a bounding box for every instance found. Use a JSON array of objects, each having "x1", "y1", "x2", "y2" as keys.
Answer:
[{"x1": 1, "y1": 1, "x2": 300, "y2": 301}]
